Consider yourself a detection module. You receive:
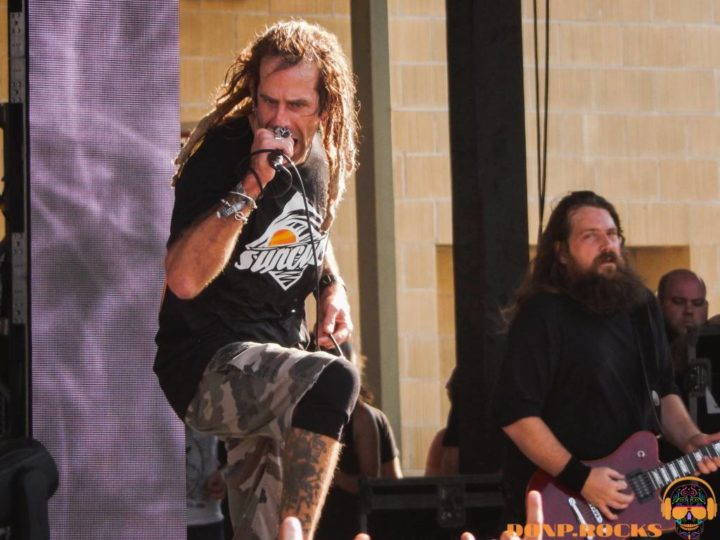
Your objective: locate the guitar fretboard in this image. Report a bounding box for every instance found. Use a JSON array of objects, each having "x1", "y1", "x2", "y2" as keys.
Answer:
[{"x1": 628, "y1": 441, "x2": 720, "y2": 502}]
